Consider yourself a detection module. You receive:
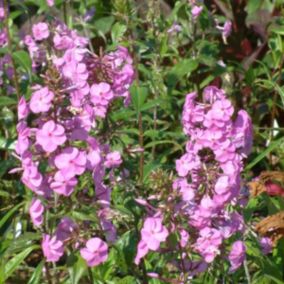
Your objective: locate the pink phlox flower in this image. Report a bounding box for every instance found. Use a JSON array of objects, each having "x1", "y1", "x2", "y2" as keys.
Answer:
[
  {"x1": 179, "y1": 229, "x2": 189, "y2": 248},
  {"x1": 18, "y1": 96, "x2": 29, "y2": 120},
  {"x1": 195, "y1": 227, "x2": 223, "y2": 263},
  {"x1": 42, "y1": 234, "x2": 64, "y2": 262},
  {"x1": 104, "y1": 151, "x2": 122, "y2": 168},
  {"x1": 46, "y1": 0, "x2": 54, "y2": 7},
  {"x1": 53, "y1": 33, "x2": 74, "y2": 50},
  {"x1": 233, "y1": 110, "x2": 253, "y2": 156},
  {"x1": 259, "y1": 237, "x2": 273, "y2": 255},
  {"x1": 135, "y1": 217, "x2": 168, "y2": 264},
  {"x1": 173, "y1": 178, "x2": 195, "y2": 202},
  {"x1": 216, "y1": 20, "x2": 232, "y2": 43},
  {"x1": 203, "y1": 86, "x2": 225, "y2": 103},
  {"x1": 55, "y1": 217, "x2": 78, "y2": 241},
  {"x1": 54, "y1": 147, "x2": 87, "y2": 179},
  {"x1": 228, "y1": 240, "x2": 246, "y2": 272},
  {"x1": 80, "y1": 238, "x2": 108, "y2": 267},
  {"x1": 142, "y1": 217, "x2": 168, "y2": 251},
  {"x1": 29, "y1": 198, "x2": 44, "y2": 227},
  {"x1": 62, "y1": 61, "x2": 88, "y2": 86},
  {"x1": 32, "y1": 22, "x2": 50, "y2": 41},
  {"x1": 0, "y1": 7, "x2": 5, "y2": 20},
  {"x1": 176, "y1": 153, "x2": 200, "y2": 177},
  {"x1": 15, "y1": 122, "x2": 30, "y2": 156},
  {"x1": 22, "y1": 161, "x2": 43, "y2": 192},
  {"x1": 30, "y1": 87, "x2": 54, "y2": 113},
  {"x1": 87, "y1": 148, "x2": 101, "y2": 170},
  {"x1": 36, "y1": 120, "x2": 66, "y2": 153},
  {"x1": 191, "y1": 5, "x2": 203, "y2": 21},
  {"x1": 50, "y1": 171, "x2": 78, "y2": 196}
]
